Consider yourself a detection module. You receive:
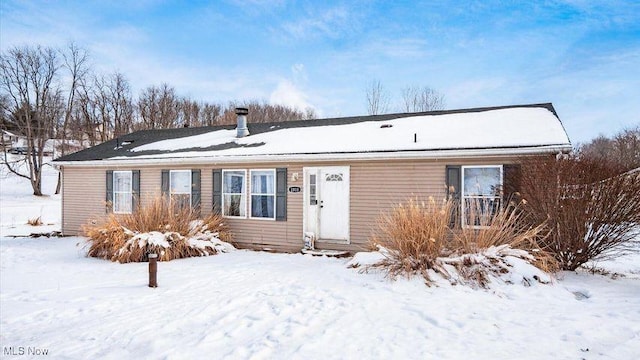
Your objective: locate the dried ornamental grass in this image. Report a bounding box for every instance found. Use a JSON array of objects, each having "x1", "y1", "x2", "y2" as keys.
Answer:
[
  {"x1": 83, "y1": 195, "x2": 233, "y2": 263},
  {"x1": 368, "y1": 196, "x2": 558, "y2": 286},
  {"x1": 27, "y1": 216, "x2": 43, "y2": 226},
  {"x1": 369, "y1": 197, "x2": 455, "y2": 281},
  {"x1": 453, "y1": 198, "x2": 557, "y2": 272}
]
